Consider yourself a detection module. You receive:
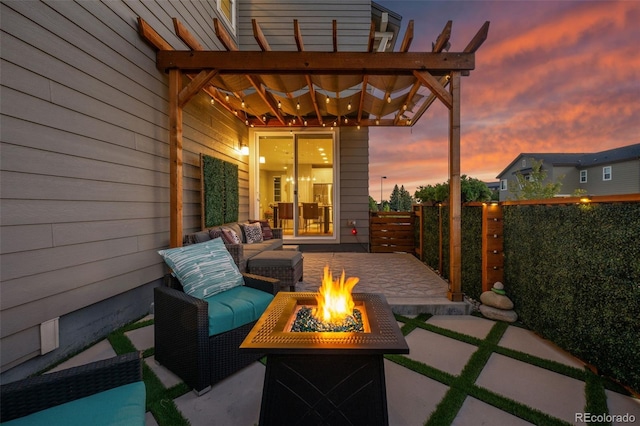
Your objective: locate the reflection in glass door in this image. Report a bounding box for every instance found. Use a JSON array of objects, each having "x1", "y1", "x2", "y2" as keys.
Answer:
[{"x1": 257, "y1": 133, "x2": 334, "y2": 239}]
